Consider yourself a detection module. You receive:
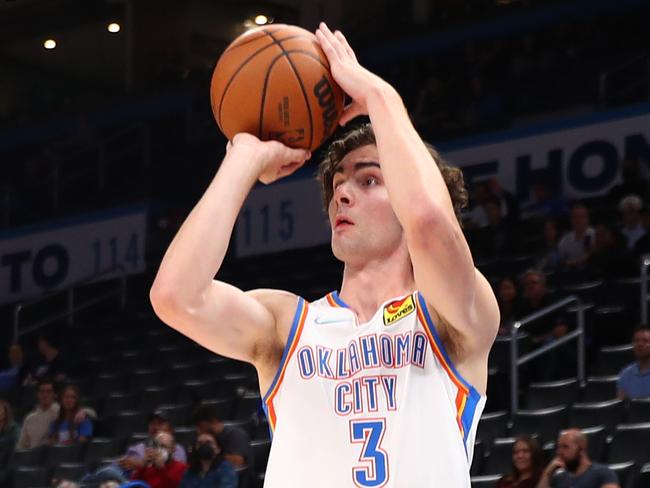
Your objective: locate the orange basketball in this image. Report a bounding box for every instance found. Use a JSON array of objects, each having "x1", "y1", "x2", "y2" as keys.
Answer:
[{"x1": 210, "y1": 24, "x2": 345, "y2": 152}]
